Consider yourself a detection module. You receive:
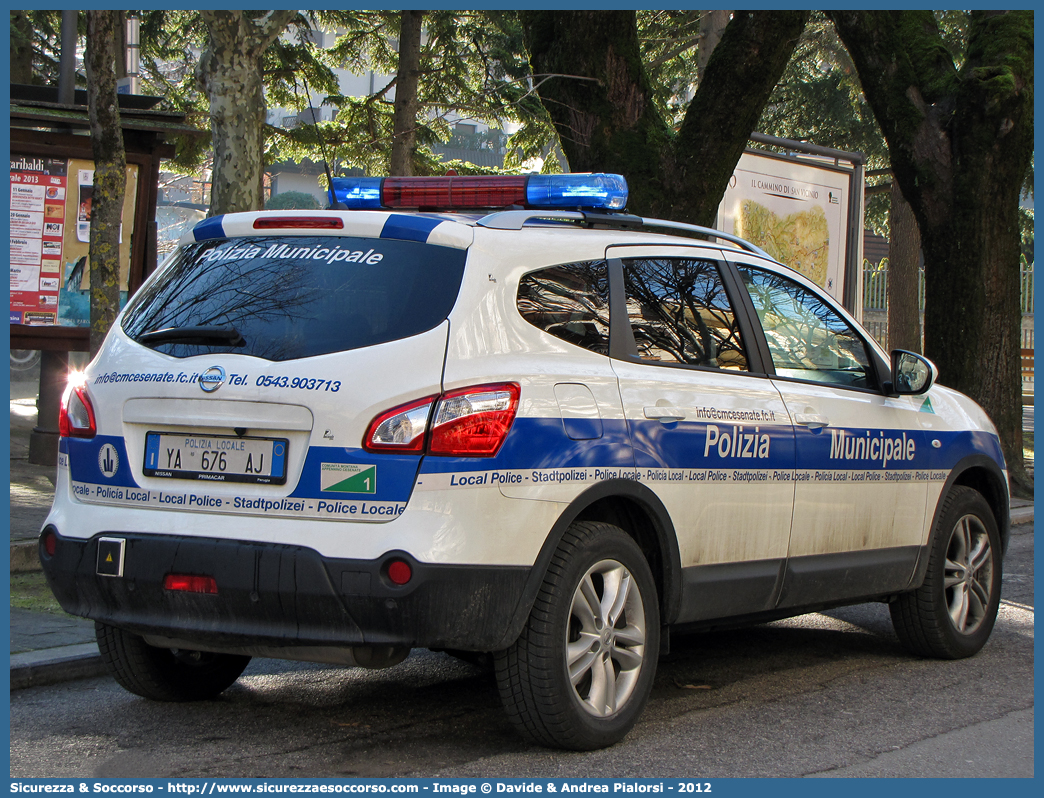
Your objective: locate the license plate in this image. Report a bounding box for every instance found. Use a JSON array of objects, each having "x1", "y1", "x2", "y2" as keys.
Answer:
[{"x1": 143, "y1": 432, "x2": 288, "y2": 484}]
